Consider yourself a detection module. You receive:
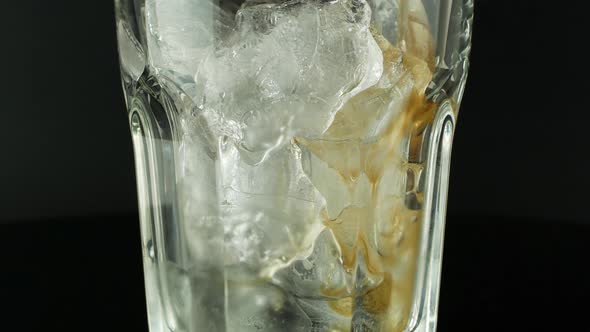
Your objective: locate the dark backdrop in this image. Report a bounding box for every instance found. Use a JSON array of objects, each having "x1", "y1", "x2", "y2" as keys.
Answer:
[{"x1": 2, "y1": 0, "x2": 589, "y2": 223}]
